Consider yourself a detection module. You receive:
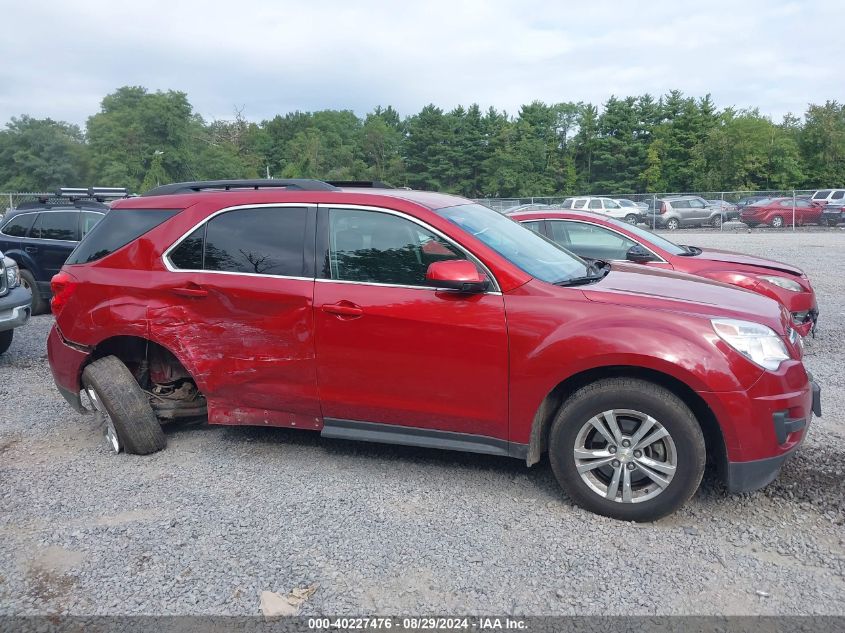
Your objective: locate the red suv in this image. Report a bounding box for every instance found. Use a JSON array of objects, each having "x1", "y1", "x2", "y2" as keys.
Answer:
[{"x1": 47, "y1": 180, "x2": 821, "y2": 521}]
